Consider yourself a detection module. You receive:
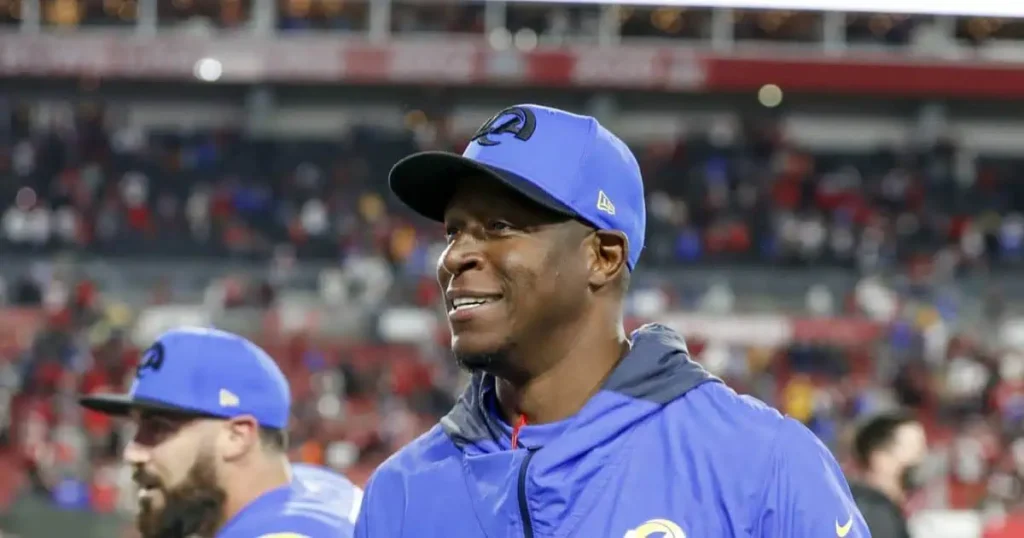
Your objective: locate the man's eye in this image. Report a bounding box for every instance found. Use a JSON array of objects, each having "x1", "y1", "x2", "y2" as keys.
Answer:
[
  {"x1": 487, "y1": 221, "x2": 514, "y2": 232},
  {"x1": 135, "y1": 419, "x2": 178, "y2": 445}
]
